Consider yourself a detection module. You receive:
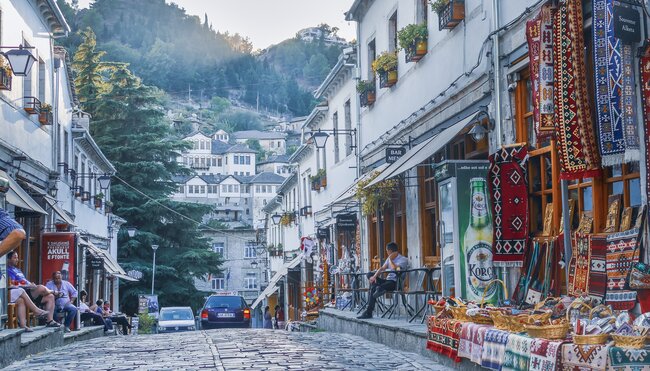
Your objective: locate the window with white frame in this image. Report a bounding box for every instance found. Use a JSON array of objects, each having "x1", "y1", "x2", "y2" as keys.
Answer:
[
  {"x1": 212, "y1": 242, "x2": 225, "y2": 256},
  {"x1": 333, "y1": 112, "x2": 340, "y2": 163},
  {"x1": 245, "y1": 244, "x2": 257, "y2": 258},
  {"x1": 244, "y1": 277, "x2": 257, "y2": 289},
  {"x1": 389, "y1": 11, "x2": 398, "y2": 52},
  {"x1": 211, "y1": 273, "x2": 225, "y2": 290},
  {"x1": 344, "y1": 100, "x2": 352, "y2": 156}
]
